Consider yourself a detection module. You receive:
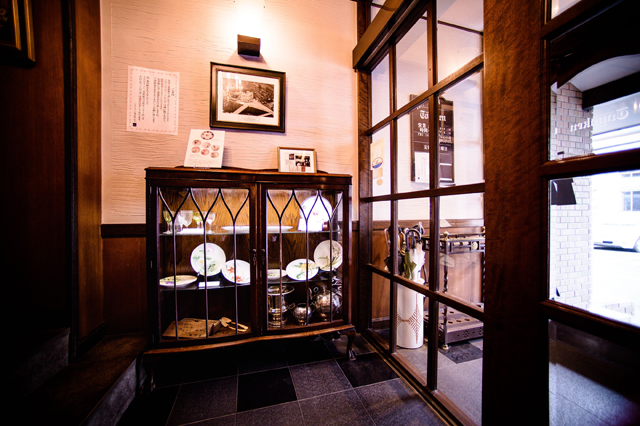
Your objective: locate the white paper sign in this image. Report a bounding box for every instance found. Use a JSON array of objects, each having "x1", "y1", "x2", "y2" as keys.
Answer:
[
  {"x1": 127, "y1": 66, "x2": 179, "y2": 135},
  {"x1": 183, "y1": 129, "x2": 225, "y2": 168}
]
